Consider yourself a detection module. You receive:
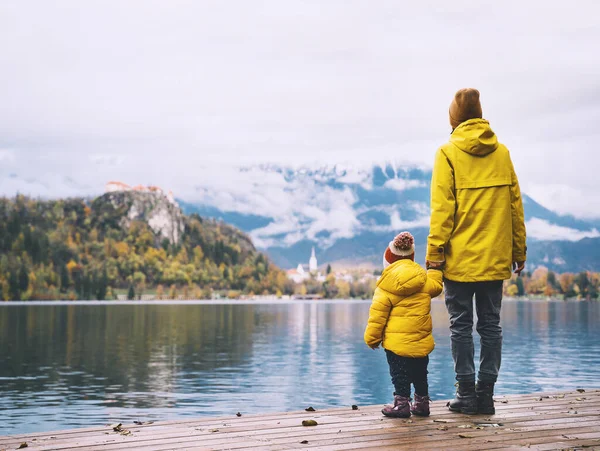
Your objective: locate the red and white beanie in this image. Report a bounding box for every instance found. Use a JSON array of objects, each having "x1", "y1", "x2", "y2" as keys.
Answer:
[{"x1": 383, "y1": 231, "x2": 415, "y2": 268}]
